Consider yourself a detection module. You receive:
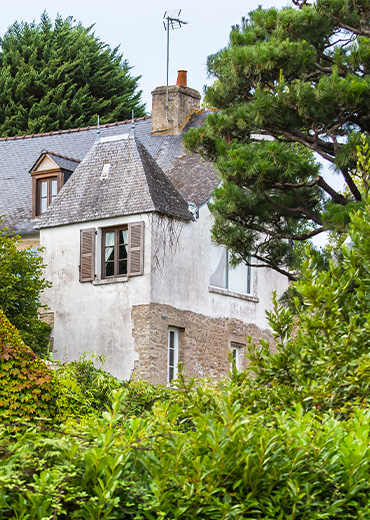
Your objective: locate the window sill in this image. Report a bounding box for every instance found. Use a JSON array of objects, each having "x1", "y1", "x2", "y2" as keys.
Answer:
[
  {"x1": 209, "y1": 286, "x2": 258, "y2": 303},
  {"x1": 92, "y1": 276, "x2": 129, "y2": 286}
]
